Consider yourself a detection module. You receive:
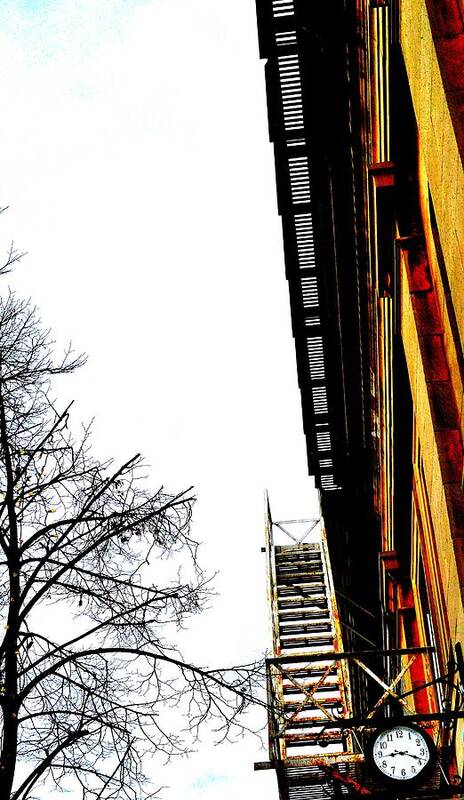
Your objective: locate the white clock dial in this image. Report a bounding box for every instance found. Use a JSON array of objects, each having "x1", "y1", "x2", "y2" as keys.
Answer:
[{"x1": 372, "y1": 726, "x2": 430, "y2": 781}]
